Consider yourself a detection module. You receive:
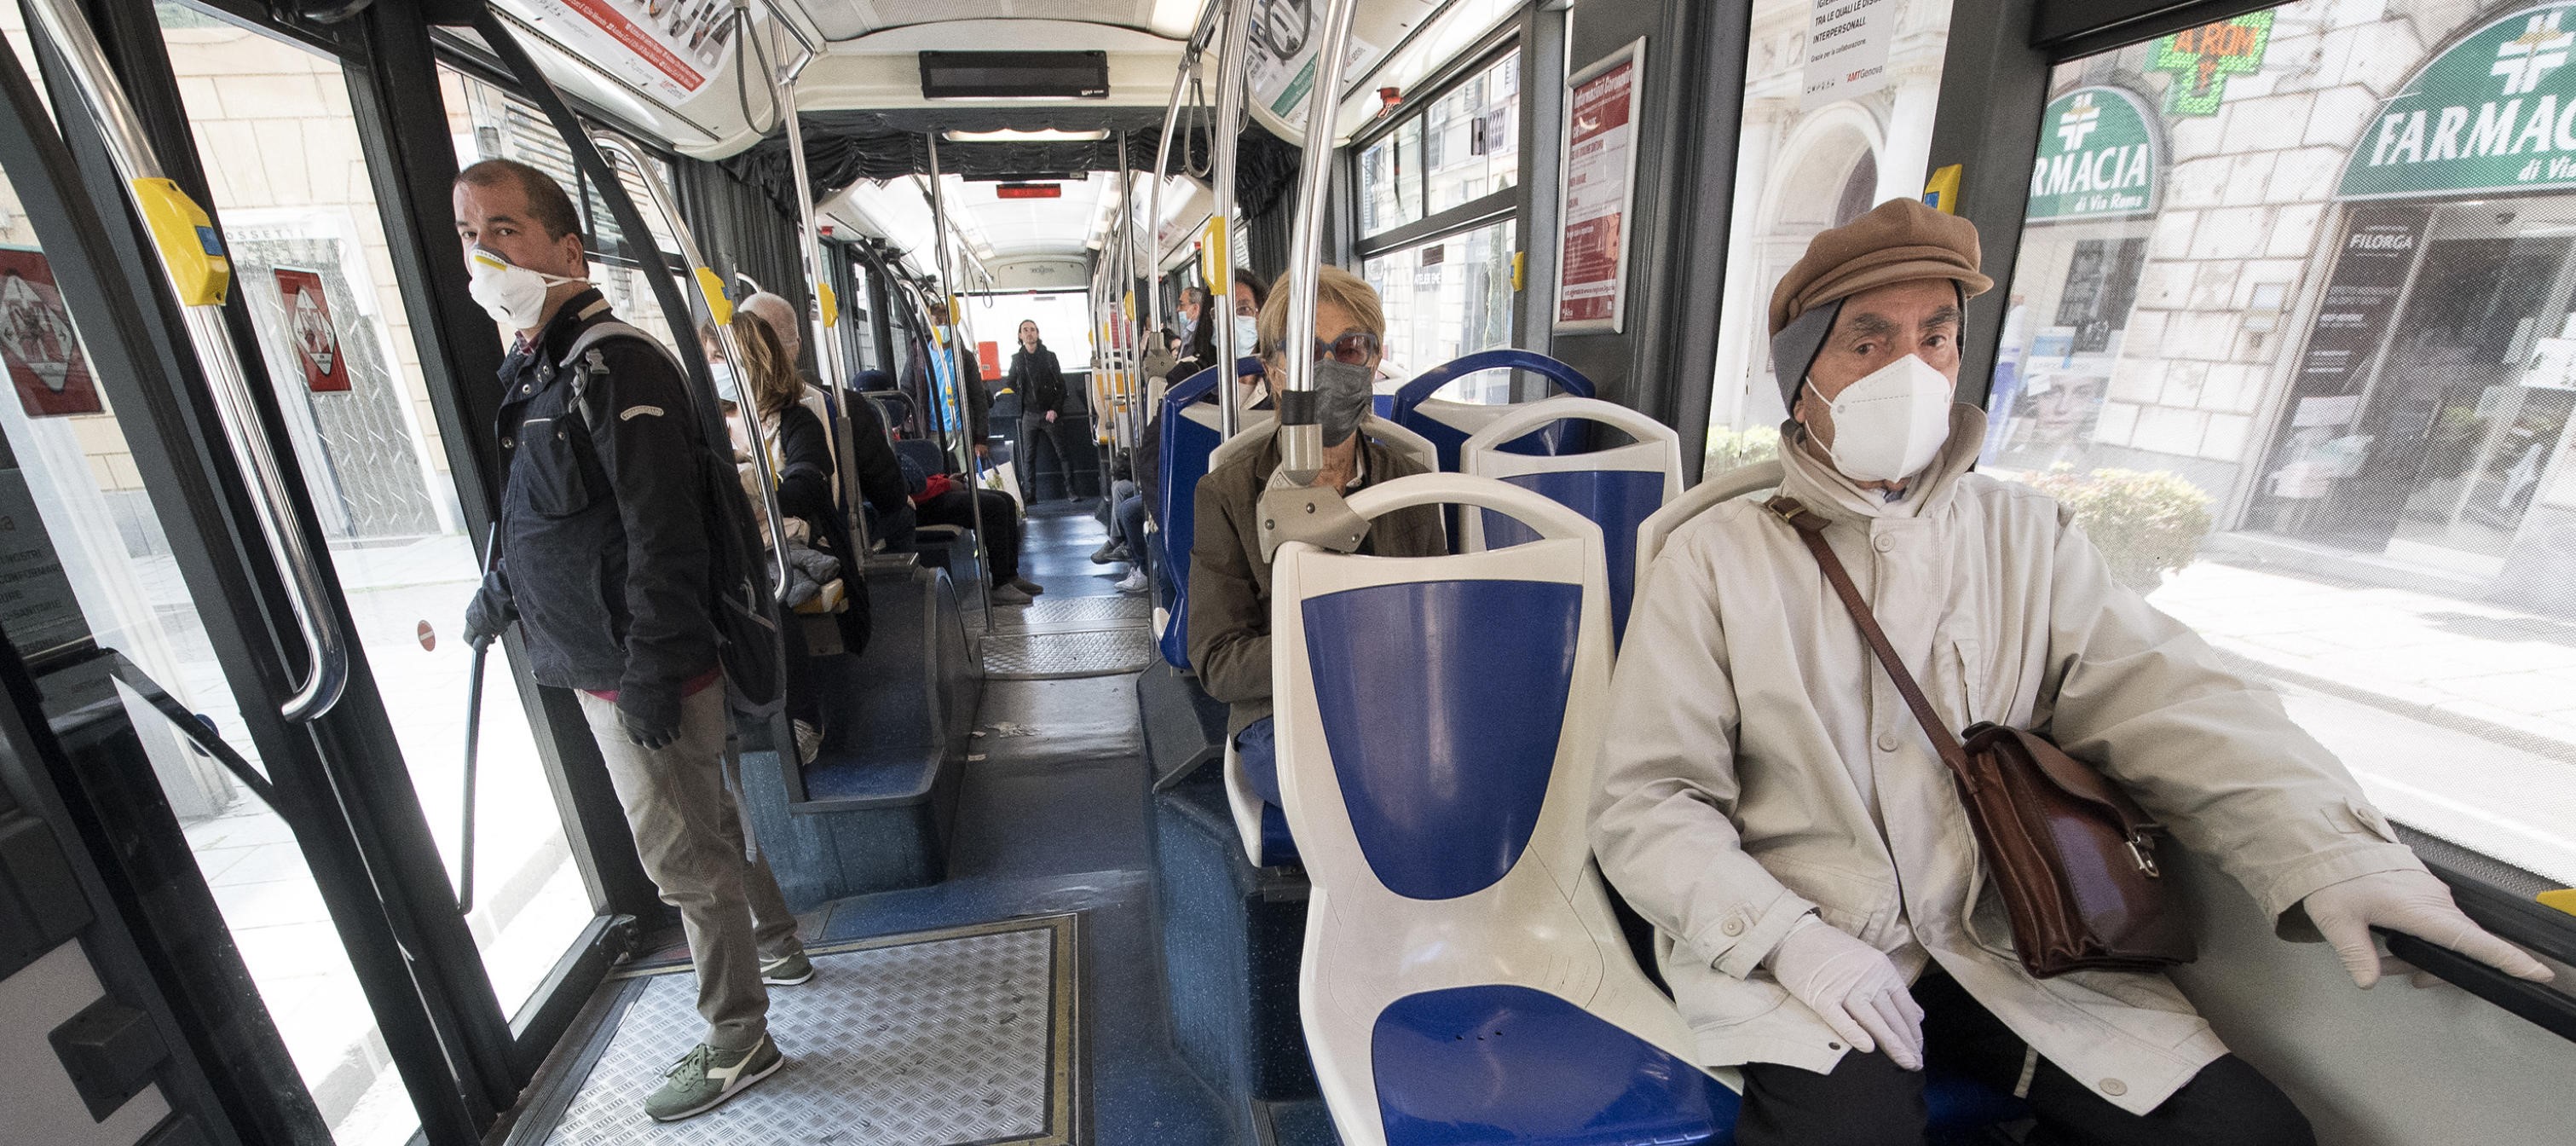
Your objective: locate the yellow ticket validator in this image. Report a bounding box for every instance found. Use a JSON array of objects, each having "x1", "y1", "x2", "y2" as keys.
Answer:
[
  {"x1": 819, "y1": 281, "x2": 839, "y2": 328},
  {"x1": 132, "y1": 178, "x2": 228, "y2": 306}
]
